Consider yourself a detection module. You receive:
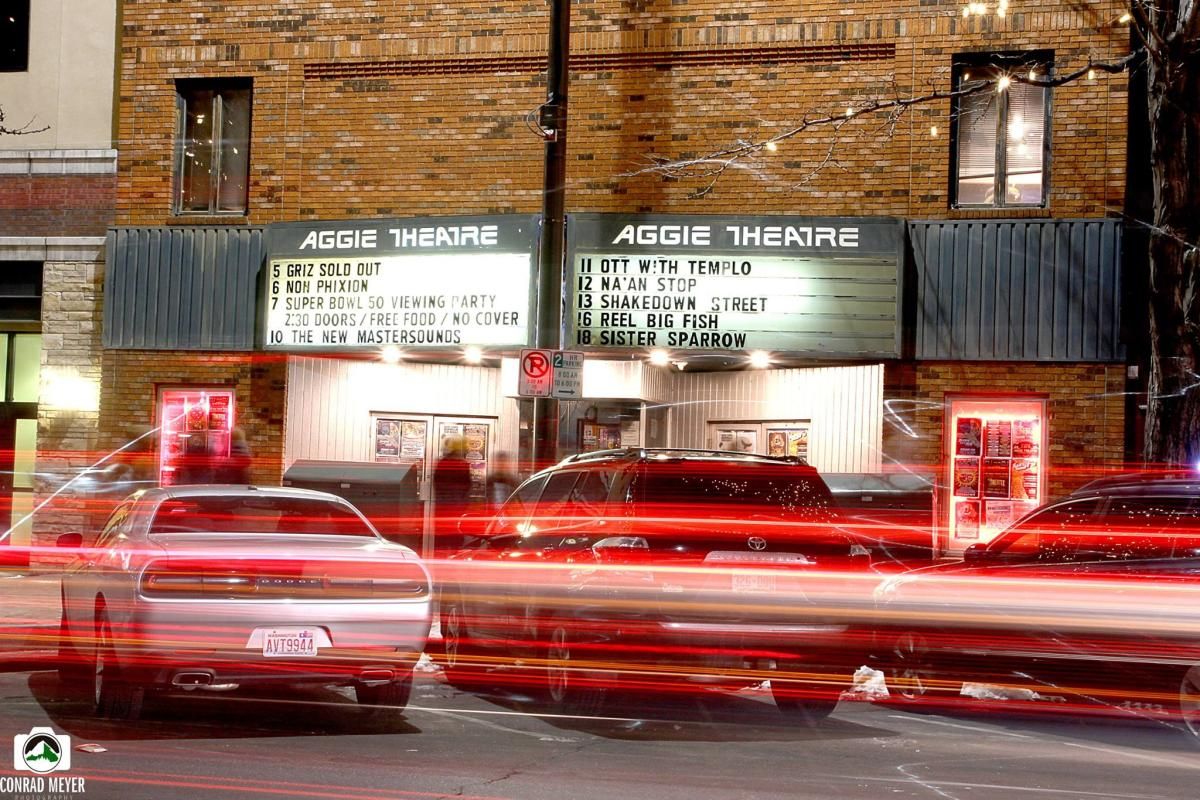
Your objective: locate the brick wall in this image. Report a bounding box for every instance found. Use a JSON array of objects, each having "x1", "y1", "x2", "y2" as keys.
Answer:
[
  {"x1": 82, "y1": 351, "x2": 288, "y2": 529},
  {"x1": 30, "y1": 258, "x2": 106, "y2": 555},
  {"x1": 884, "y1": 361, "x2": 1127, "y2": 503},
  {"x1": 113, "y1": 0, "x2": 1129, "y2": 224},
  {"x1": 0, "y1": 175, "x2": 117, "y2": 236}
]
